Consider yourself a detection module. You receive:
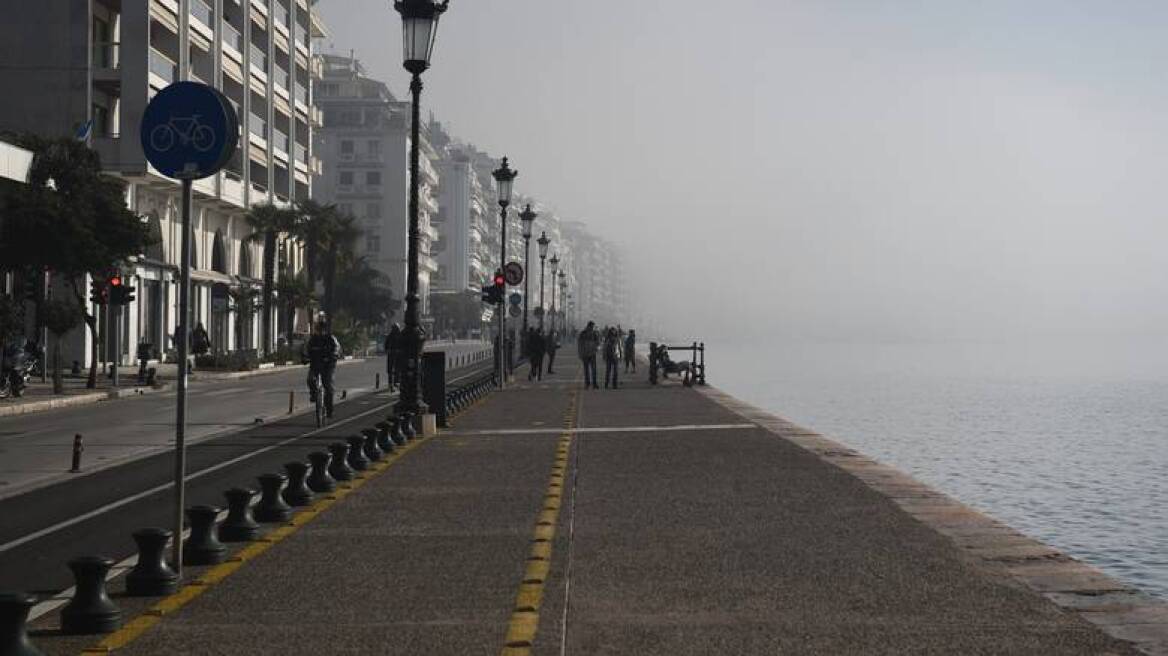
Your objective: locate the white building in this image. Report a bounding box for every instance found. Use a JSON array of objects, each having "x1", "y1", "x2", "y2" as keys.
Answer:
[
  {"x1": 314, "y1": 54, "x2": 438, "y2": 320},
  {"x1": 0, "y1": 0, "x2": 327, "y2": 365}
]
